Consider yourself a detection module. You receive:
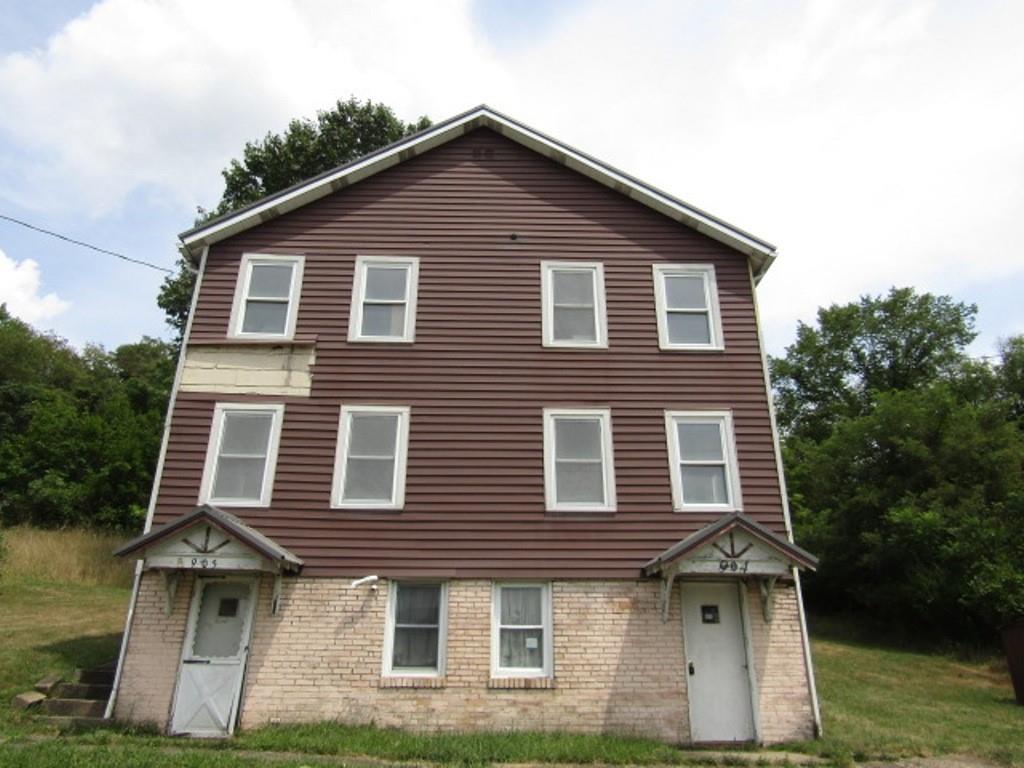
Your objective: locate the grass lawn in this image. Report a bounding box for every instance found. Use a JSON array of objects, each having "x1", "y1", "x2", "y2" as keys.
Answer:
[{"x1": 0, "y1": 532, "x2": 1021, "y2": 766}]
